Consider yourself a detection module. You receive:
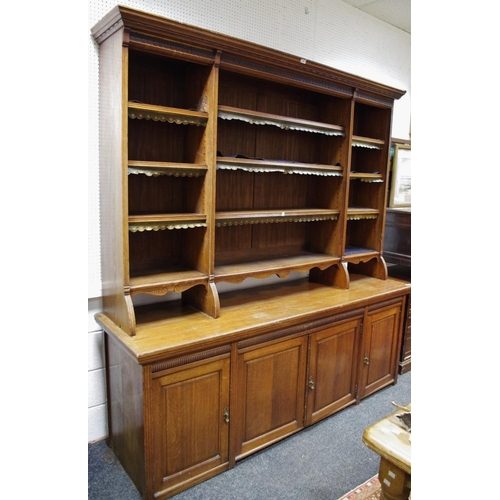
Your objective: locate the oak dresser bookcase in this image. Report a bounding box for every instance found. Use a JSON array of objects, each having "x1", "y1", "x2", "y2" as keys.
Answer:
[{"x1": 92, "y1": 6, "x2": 411, "y2": 499}]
